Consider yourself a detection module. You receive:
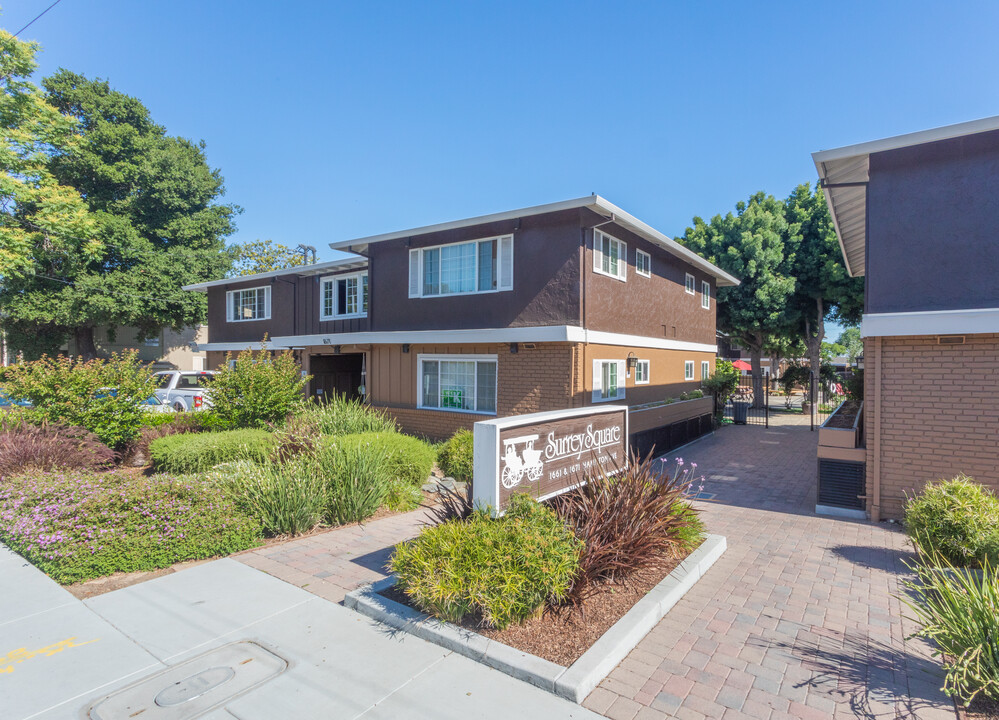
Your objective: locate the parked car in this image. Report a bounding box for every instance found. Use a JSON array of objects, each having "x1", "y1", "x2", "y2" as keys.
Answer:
[
  {"x1": 154, "y1": 371, "x2": 215, "y2": 412},
  {"x1": 95, "y1": 388, "x2": 174, "y2": 413},
  {"x1": 0, "y1": 390, "x2": 31, "y2": 408}
]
